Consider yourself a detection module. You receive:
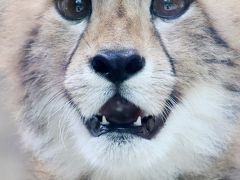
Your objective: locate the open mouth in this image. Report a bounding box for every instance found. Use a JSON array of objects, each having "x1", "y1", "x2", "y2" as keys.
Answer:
[{"x1": 85, "y1": 94, "x2": 175, "y2": 139}]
